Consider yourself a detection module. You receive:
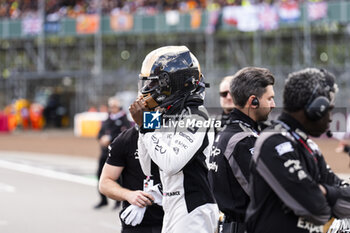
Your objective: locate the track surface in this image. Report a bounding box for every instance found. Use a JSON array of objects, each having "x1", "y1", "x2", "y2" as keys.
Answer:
[
  {"x1": 0, "y1": 129, "x2": 349, "y2": 233},
  {"x1": 0, "y1": 130, "x2": 121, "y2": 233},
  {"x1": 0, "y1": 129, "x2": 349, "y2": 173}
]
